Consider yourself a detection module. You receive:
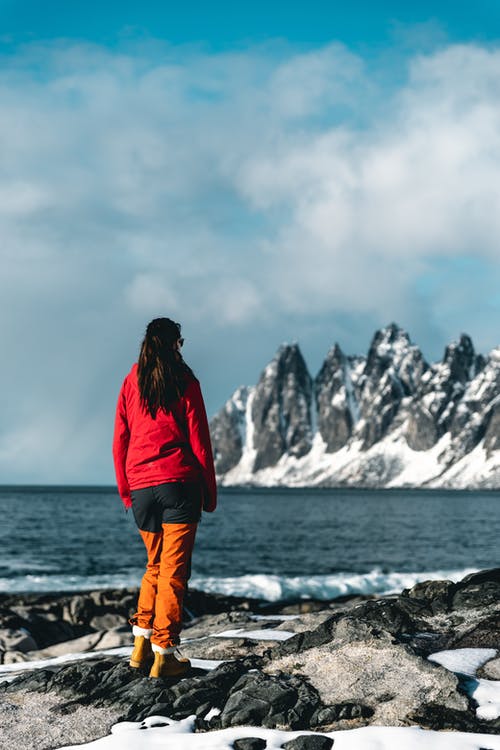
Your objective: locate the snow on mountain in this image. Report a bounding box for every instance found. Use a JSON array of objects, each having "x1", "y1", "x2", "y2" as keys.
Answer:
[{"x1": 210, "y1": 324, "x2": 500, "y2": 489}]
